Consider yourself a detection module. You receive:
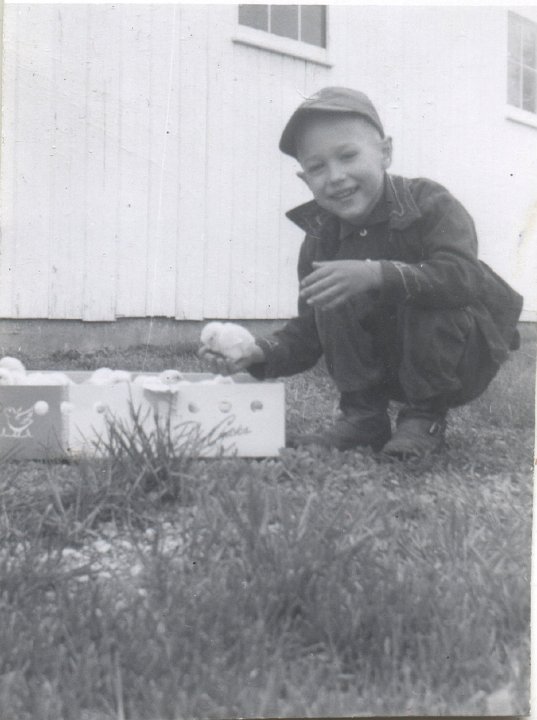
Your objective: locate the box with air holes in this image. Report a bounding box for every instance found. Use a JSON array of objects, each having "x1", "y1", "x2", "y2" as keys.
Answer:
[{"x1": 0, "y1": 371, "x2": 285, "y2": 460}]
